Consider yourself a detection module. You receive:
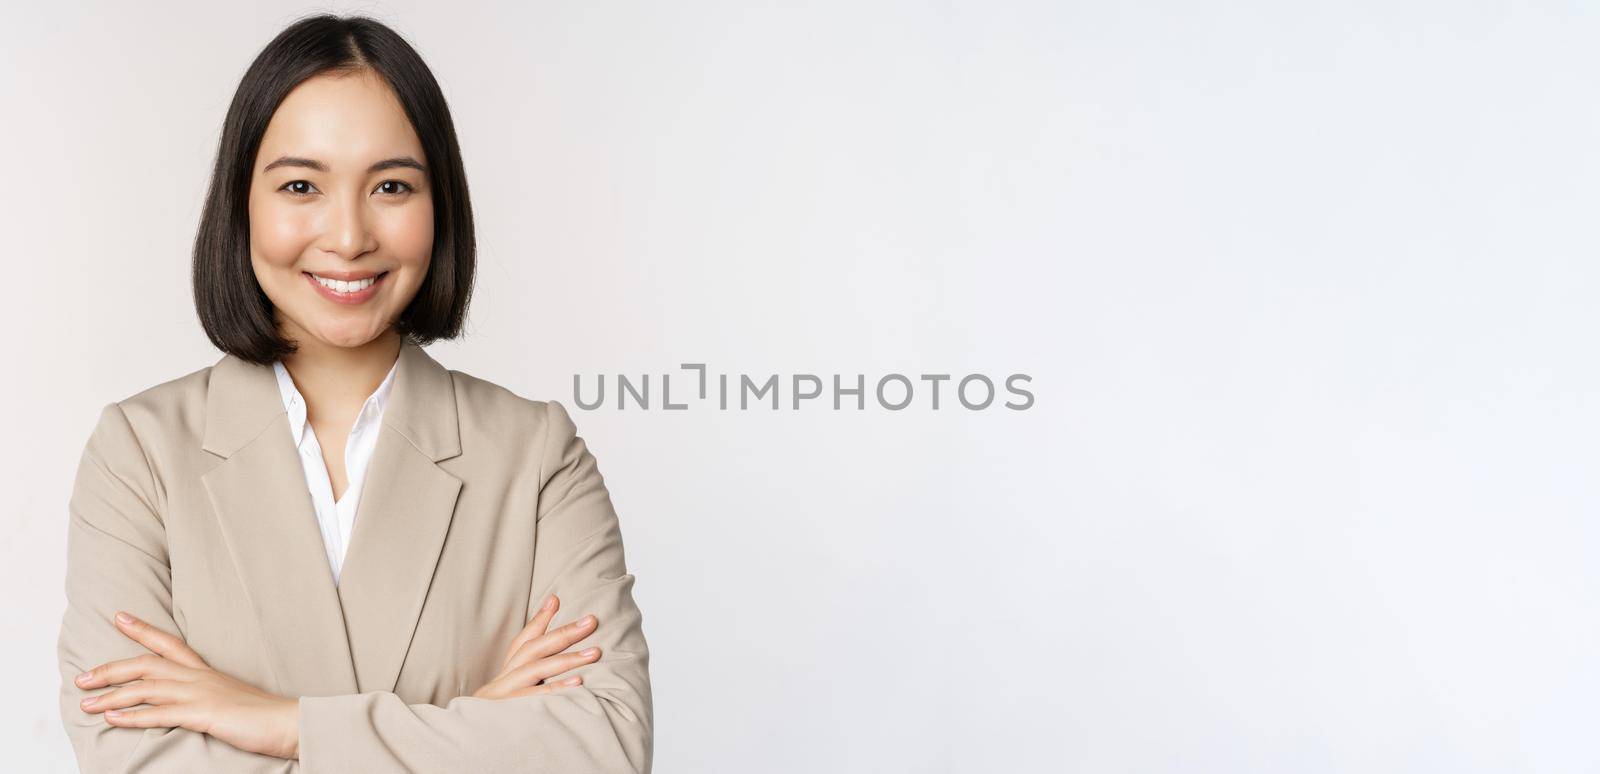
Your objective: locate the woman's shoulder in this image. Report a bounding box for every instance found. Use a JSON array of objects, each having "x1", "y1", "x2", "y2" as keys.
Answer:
[
  {"x1": 97, "y1": 361, "x2": 215, "y2": 433},
  {"x1": 124, "y1": 361, "x2": 216, "y2": 407},
  {"x1": 444, "y1": 368, "x2": 595, "y2": 488},
  {"x1": 445, "y1": 366, "x2": 582, "y2": 441},
  {"x1": 85, "y1": 355, "x2": 590, "y2": 459},
  {"x1": 76, "y1": 360, "x2": 216, "y2": 470}
]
